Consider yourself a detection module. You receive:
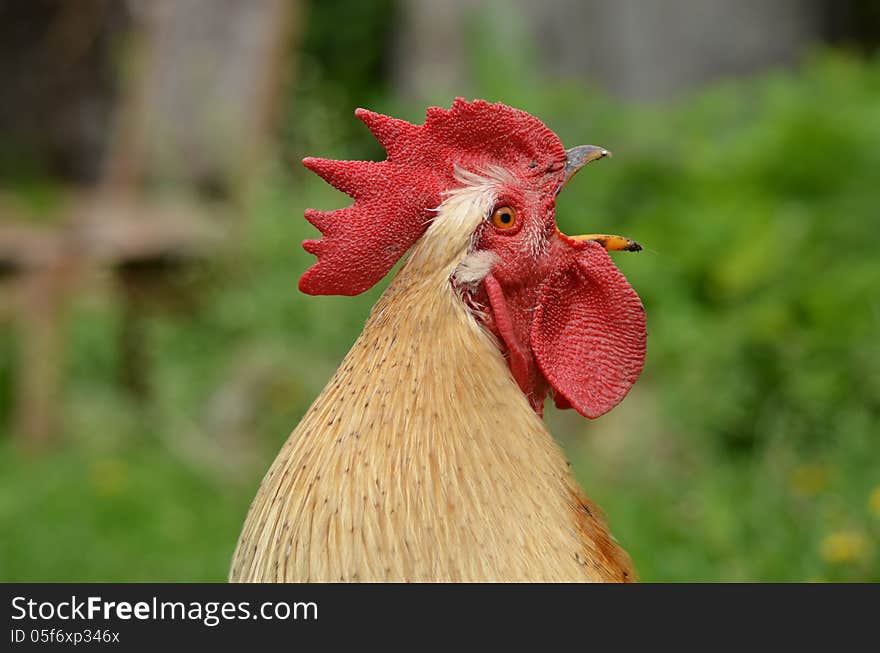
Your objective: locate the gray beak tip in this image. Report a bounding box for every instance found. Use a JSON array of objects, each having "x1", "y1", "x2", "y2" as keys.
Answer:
[{"x1": 562, "y1": 144, "x2": 613, "y2": 186}]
